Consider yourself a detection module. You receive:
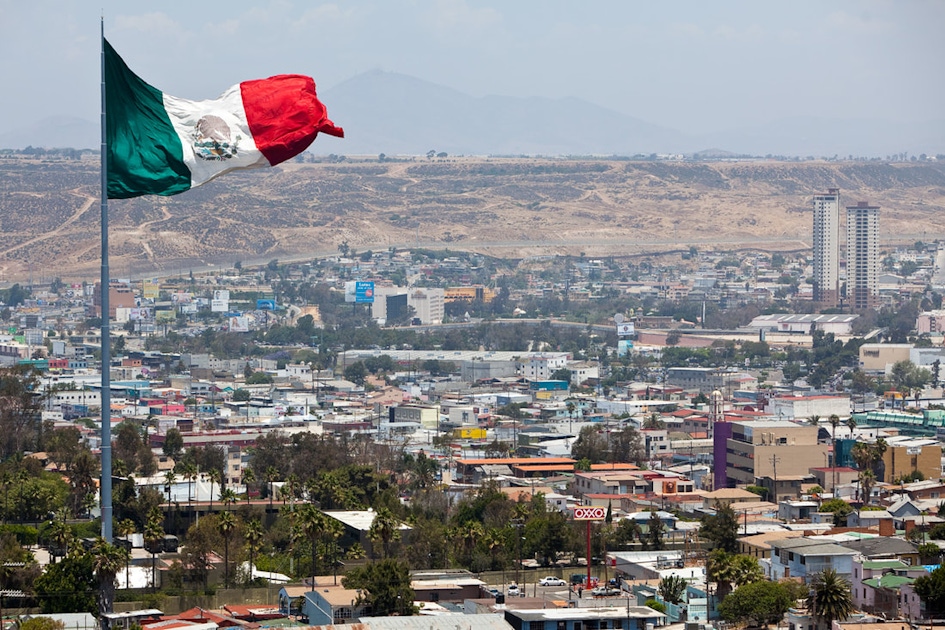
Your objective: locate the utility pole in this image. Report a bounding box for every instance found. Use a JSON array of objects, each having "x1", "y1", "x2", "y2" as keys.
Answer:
[{"x1": 771, "y1": 455, "x2": 781, "y2": 503}]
